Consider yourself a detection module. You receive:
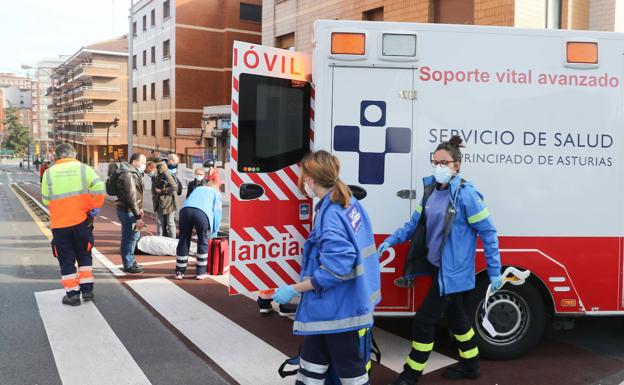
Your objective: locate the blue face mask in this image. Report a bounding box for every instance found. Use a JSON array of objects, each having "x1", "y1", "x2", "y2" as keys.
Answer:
[
  {"x1": 433, "y1": 165, "x2": 454, "y2": 184},
  {"x1": 168, "y1": 164, "x2": 177, "y2": 174}
]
